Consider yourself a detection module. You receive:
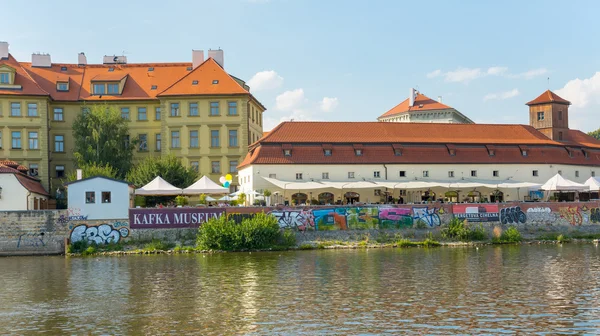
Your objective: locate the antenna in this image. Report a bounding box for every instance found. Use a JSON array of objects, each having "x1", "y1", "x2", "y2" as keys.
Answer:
[{"x1": 547, "y1": 77, "x2": 550, "y2": 89}]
